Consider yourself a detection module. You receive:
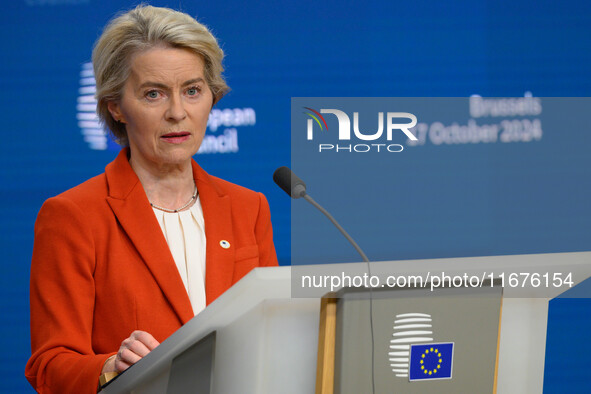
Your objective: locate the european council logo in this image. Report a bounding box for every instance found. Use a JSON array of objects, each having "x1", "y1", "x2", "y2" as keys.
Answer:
[
  {"x1": 77, "y1": 62, "x2": 110, "y2": 150},
  {"x1": 409, "y1": 342, "x2": 454, "y2": 381}
]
